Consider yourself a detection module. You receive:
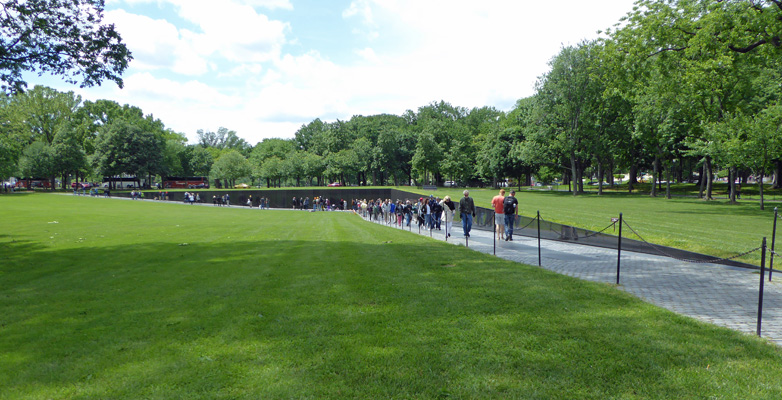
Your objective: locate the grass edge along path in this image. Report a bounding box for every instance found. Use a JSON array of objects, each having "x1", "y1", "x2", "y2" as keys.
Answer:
[{"x1": 1, "y1": 193, "x2": 781, "y2": 399}]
